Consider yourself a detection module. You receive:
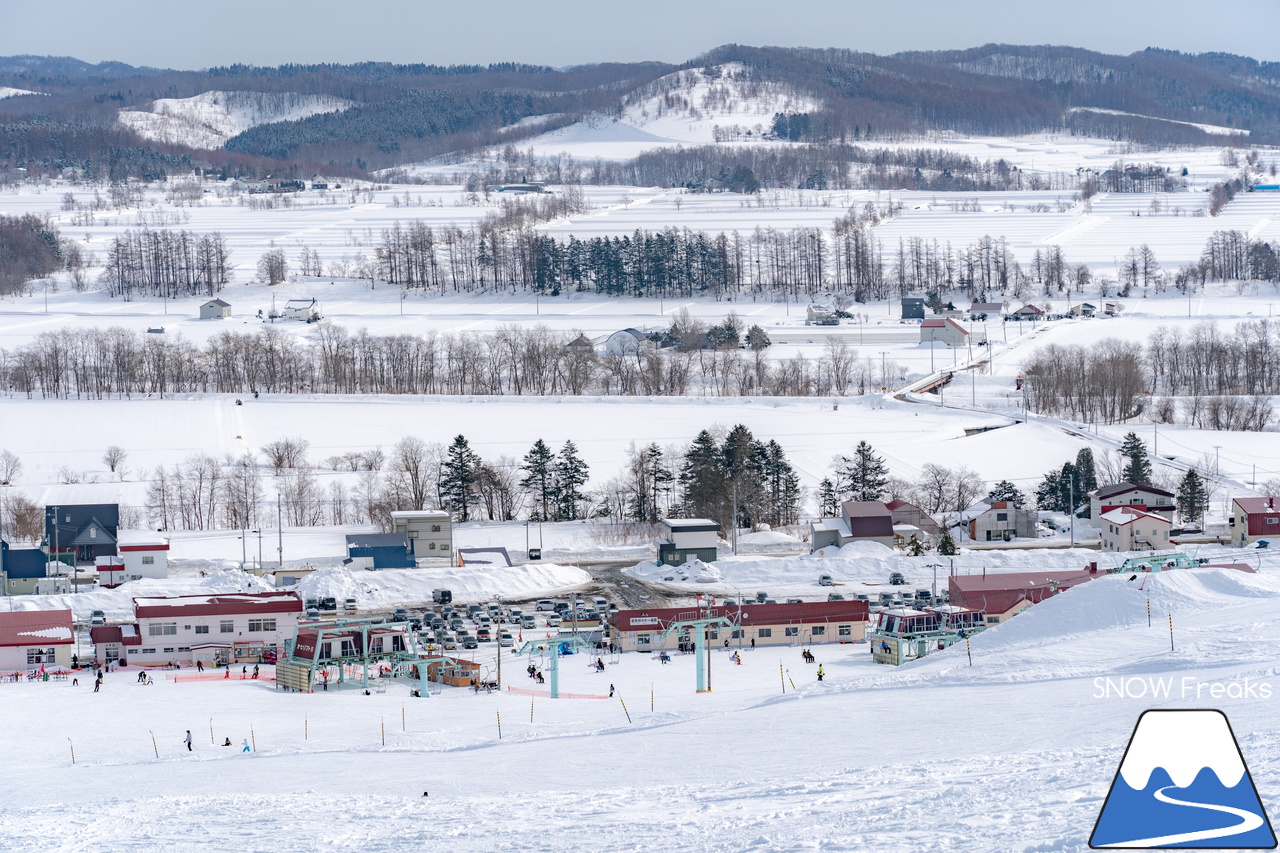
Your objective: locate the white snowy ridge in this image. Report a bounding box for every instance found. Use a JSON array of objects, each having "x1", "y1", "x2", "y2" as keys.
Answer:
[{"x1": 1118, "y1": 710, "x2": 1247, "y2": 790}]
